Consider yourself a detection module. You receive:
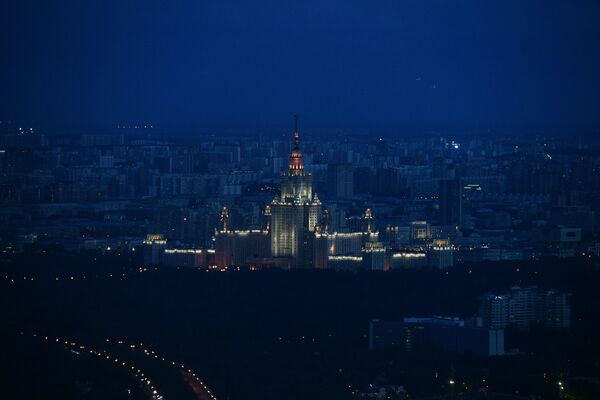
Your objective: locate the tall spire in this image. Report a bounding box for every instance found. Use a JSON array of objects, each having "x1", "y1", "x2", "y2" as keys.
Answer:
[
  {"x1": 364, "y1": 208, "x2": 374, "y2": 233},
  {"x1": 288, "y1": 114, "x2": 304, "y2": 175},
  {"x1": 293, "y1": 114, "x2": 300, "y2": 147},
  {"x1": 220, "y1": 206, "x2": 229, "y2": 232}
]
